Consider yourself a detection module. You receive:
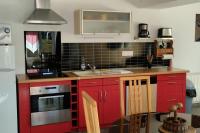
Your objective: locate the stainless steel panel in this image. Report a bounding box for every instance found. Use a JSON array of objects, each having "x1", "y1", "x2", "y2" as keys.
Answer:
[
  {"x1": 38, "y1": 95, "x2": 64, "y2": 99},
  {"x1": 24, "y1": 0, "x2": 67, "y2": 25},
  {"x1": 31, "y1": 109, "x2": 71, "y2": 126},
  {"x1": 38, "y1": 94, "x2": 65, "y2": 112},
  {"x1": 36, "y1": 0, "x2": 50, "y2": 9},
  {"x1": 162, "y1": 28, "x2": 172, "y2": 36},
  {"x1": 30, "y1": 85, "x2": 70, "y2": 95}
]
